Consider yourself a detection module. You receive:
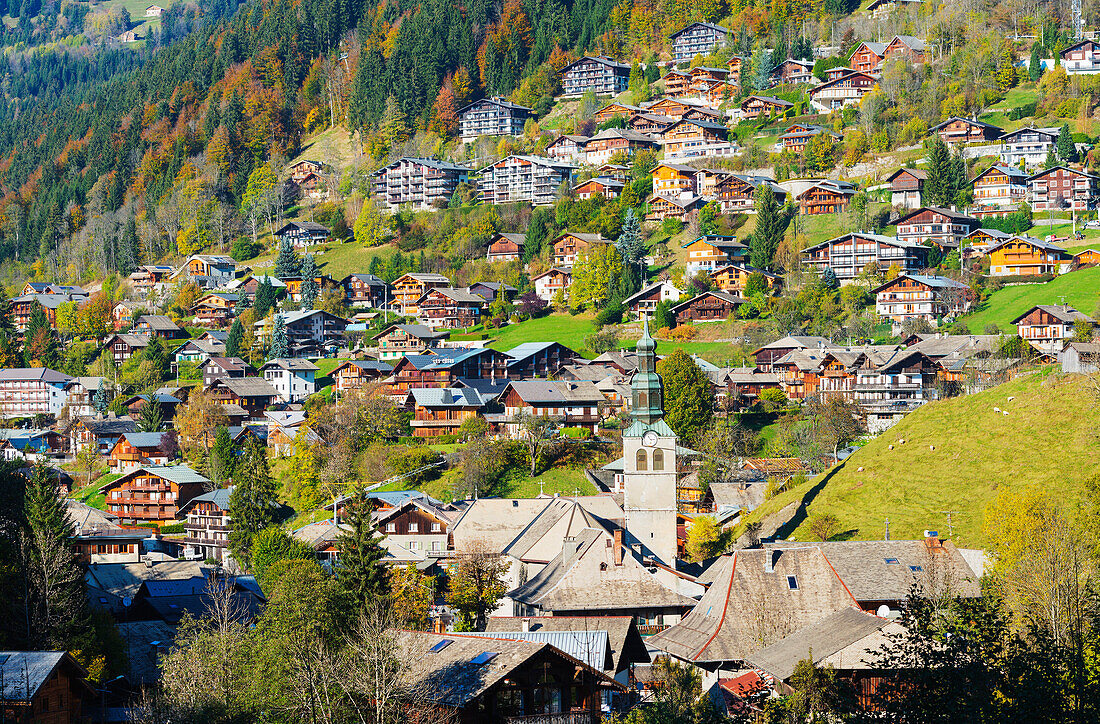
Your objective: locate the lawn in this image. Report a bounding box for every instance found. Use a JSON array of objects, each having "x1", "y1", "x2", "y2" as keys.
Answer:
[
  {"x1": 69, "y1": 473, "x2": 120, "y2": 511},
  {"x1": 961, "y1": 265, "x2": 1100, "y2": 331},
  {"x1": 292, "y1": 124, "x2": 362, "y2": 175},
  {"x1": 741, "y1": 370, "x2": 1099, "y2": 547}
]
